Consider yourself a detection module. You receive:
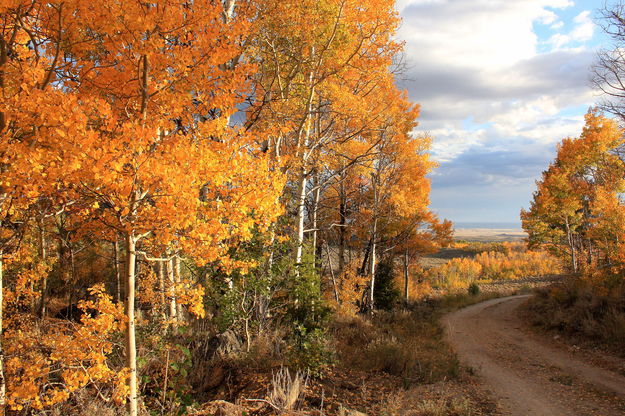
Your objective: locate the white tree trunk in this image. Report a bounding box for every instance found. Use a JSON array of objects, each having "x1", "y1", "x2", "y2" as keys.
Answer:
[
  {"x1": 174, "y1": 256, "x2": 183, "y2": 321},
  {"x1": 125, "y1": 235, "x2": 138, "y2": 416},
  {"x1": 338, "y1": 175, "x2": 347, "y2": 275},
  {"x1": 223, "y1": 0, "x2": 236, "y2": 21},
  {"x1": 158, "y1": 261, "x2": 166, "y2": 320},
  {"x1": 565, "y1": 217, "x2": 577, "y2": 273},
  {"x1": 295, "y1": 171, "x2": 307, "y2": 267},
  {"x1": 293, "y1": 67, "x2": 315, "y2": 268},
  {"x1": 368, "y1": 175, "x2": 378, "y2": 312},
  {"x1": 312, "y1": 180, "x2": 320, "y2": 261},
  {"x1": 325, "y1": 243, "x2": 340, "y2": 304},
  {"x1": 267, "y1": 226, "x2": 276, "y2": 271},
  {"x1": 38, "y1": 218, "x2": 48, "y2": 318},
  {"x1": 369, "y1": 217, "x2": 377, "y2": 312}
]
